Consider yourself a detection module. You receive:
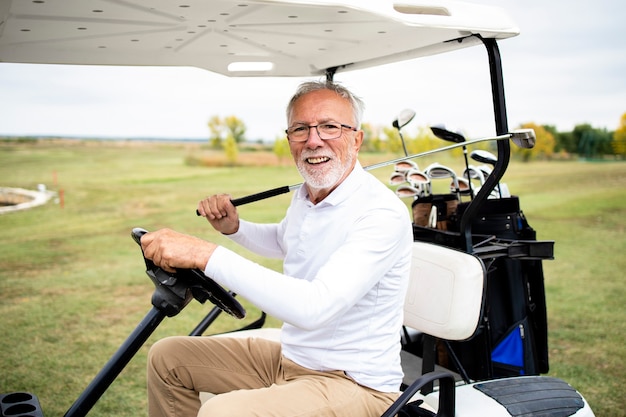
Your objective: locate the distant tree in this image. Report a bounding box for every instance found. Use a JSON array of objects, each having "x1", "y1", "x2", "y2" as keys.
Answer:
[
  {"x1": 360, "y1": 122, "x2": 377, "y2": 152},
  {"x1": 224, "y1": 115, "x2": 247, "y2": 143},
  {"x1": 612, "y1": 113, "x2": 626, "y2": 159},
  {"x1": 223, "y1": 133, "x2": 238, "y2": 165},
  {"x1": 595, "y1": 128, "x2": 614, "y2": 156},
  {"x1": 514, "y1": 123, "x2": 555, "y2": 161},
  {"x1": 207, "y1": 115, "x2": 247, "y2": 148},
  {"x1": 208, "y1": 115, "x2": 225, "y2": 148},
  {"x1": 383, "y1": 126, "x2": 404, "y2": 154},
  {"x1": 572, "y1": 123, "x2": 612, "y2": 159},
  {"x1": 571, "y1": 124, "x2": 594, "y2": 157},
  {"x1": 557, "y1": 130, "x2": 576, "y2": 155},
  {"x1": 273, "y1": 137, "x2": 291, "y2": 164},
  {"x1": 362, "y1": 123, "x2": 386, "y2": 152},
  {"x1": 543, "y1": 125, "x2": 576, "y2": 153}
]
